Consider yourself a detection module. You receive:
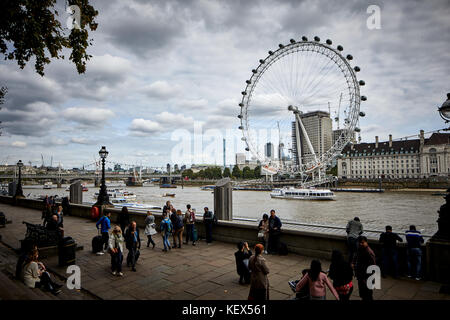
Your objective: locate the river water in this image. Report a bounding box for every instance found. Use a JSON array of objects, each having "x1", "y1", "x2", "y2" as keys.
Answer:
[{"x1": 23, "y1": 184, "x2": 444, "y2": 235}]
